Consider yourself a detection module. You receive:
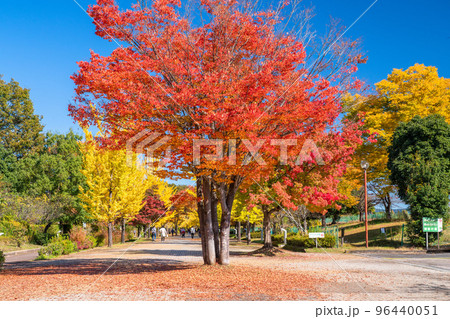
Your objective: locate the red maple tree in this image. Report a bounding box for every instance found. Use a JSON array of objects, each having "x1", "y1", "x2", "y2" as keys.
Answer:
[
  {"x1": 131, "y1": 193, "x2": 166, "y2": 233},
  {"x1": 70, "y1": 0, "x2": 364, "y2": 265}
]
